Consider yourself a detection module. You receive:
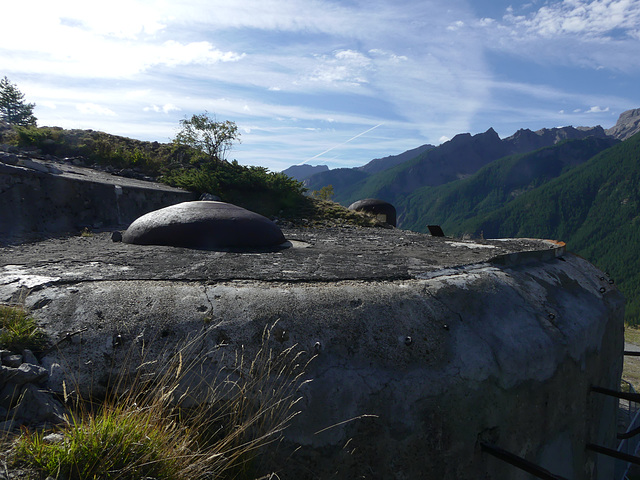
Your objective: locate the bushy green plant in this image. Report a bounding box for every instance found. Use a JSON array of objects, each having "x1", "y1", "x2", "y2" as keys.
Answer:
[
  {"x1": 162, "y1": 159, "x2": 307, "y2": 217},
  {"x1": 0, "y1": 305, "x2": 46, "y2": 353},
  {"x1": 14, "y1": 325, "x2": 309, "y2": 480},
  {"x1": 14, "y1": 126, "x2": 63, "y2": 154}
]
